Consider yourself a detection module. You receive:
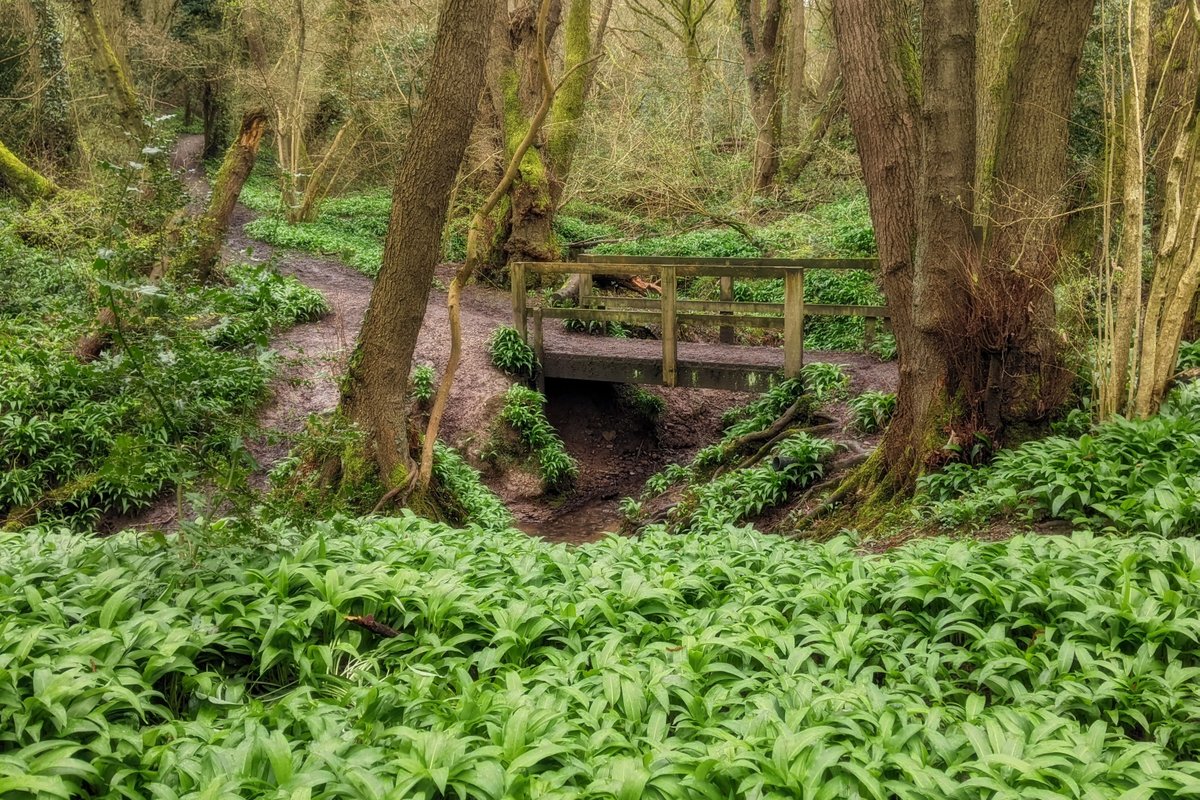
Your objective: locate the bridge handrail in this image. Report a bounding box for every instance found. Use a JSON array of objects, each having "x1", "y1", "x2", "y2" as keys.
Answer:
[{"x1": 510, "y1": 257, "x2": 888, "y2": 388}]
